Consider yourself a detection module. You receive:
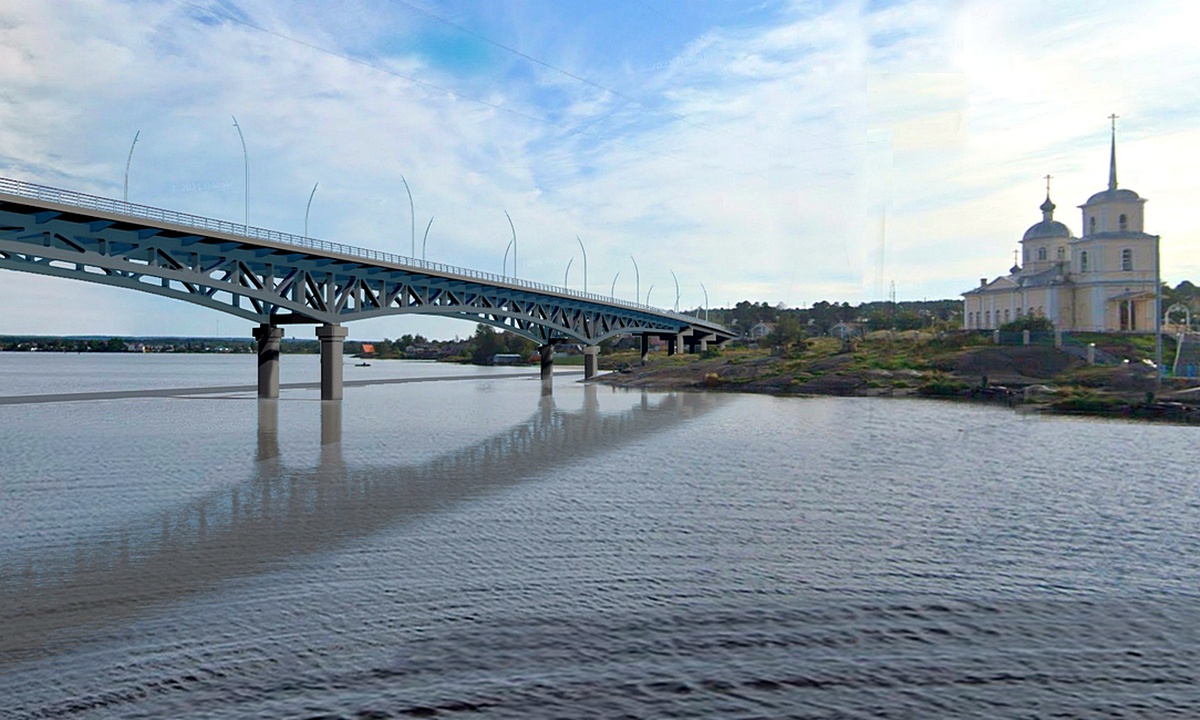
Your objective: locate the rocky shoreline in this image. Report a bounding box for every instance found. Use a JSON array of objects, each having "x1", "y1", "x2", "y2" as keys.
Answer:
[{"x1": 594, "y1": 340, "x2": 1200, "y2": 424}]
